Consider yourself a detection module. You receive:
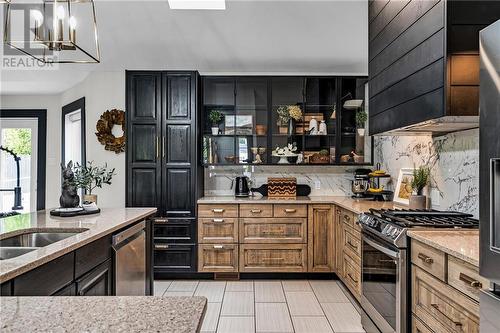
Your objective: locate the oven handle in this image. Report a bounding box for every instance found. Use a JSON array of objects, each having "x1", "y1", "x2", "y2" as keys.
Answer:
[{"x1": 363, "y1": 235, "x2": 399, "y2": 259}]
